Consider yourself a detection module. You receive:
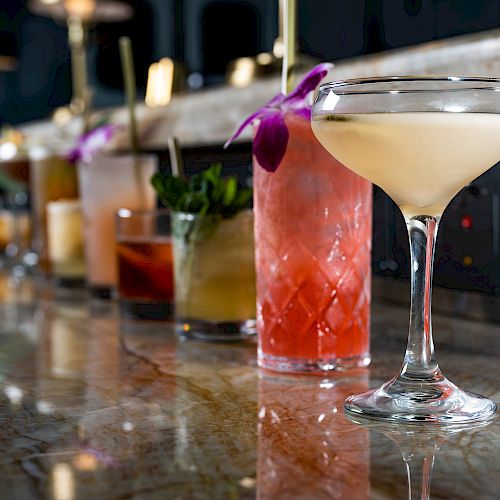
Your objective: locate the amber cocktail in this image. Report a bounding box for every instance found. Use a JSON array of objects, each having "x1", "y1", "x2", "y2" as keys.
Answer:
[{"x1": 116, "y1": 209, "x2": 173, "y2": 320}]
